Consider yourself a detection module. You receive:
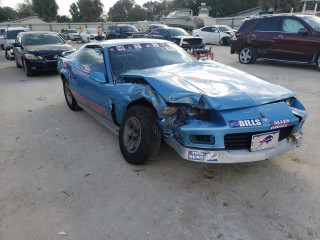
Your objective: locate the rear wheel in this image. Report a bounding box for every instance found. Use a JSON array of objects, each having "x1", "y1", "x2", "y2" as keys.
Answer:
[
  {"x1": 239, "y1": 46, "x2": 257, "y2": 64},
  {"x1": 316, "y1": 54, "x2": 320, "y2": 71},
  {"x1": 63, "y1": 80, "x2": 81, "y2": 111},
  {"x1": 119, "y1": 106, "x2": 161, "y2": 165},
  {"x1": 1, "y1": 44, "x2": 4, "y2": 50}
]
